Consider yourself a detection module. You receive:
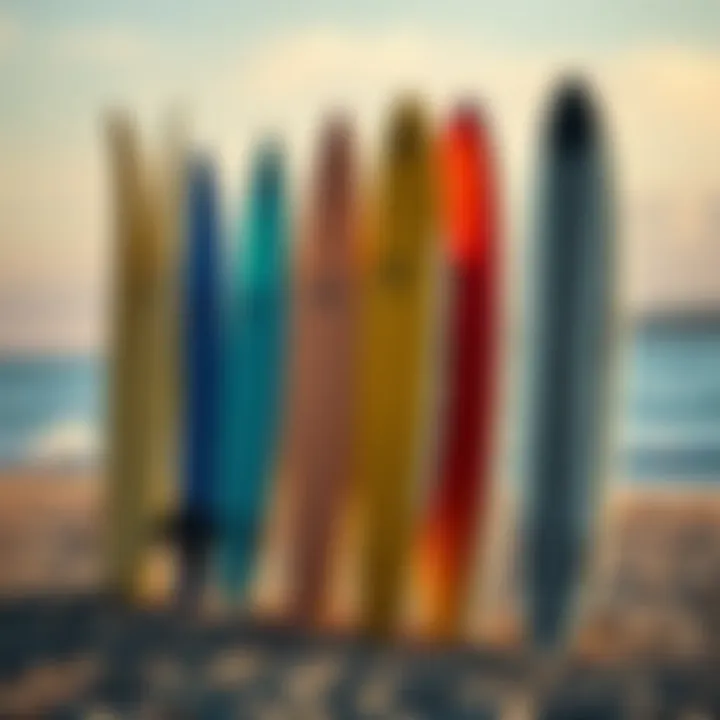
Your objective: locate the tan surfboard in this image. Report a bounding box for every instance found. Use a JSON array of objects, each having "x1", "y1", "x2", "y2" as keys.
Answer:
[{"x1": 283, "y1": 116, "x2": 359, "y2": 625}]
